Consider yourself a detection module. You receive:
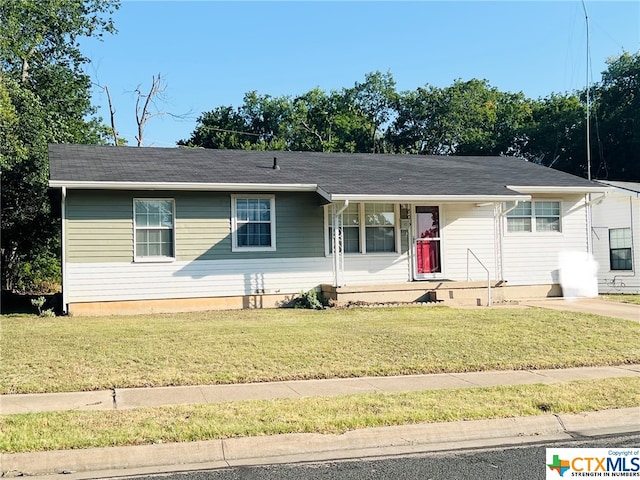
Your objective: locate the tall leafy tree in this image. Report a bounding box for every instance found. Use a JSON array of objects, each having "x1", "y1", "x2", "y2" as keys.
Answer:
[
  {"x1": 348, "y1": 71, "x2": 397, "y2": 153},
  {"x1": 0, "y1": 0, "x2": 119, "y2": 292},
  {"x1": 520, "y1": 93, "x2": 586, "y2": 176},
  {"x1": 592, "y1": 51, "x2": 640, "y2": 181},
  {"x1": 388, "y1": 79, "x2": 531, "y2": 156}
]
